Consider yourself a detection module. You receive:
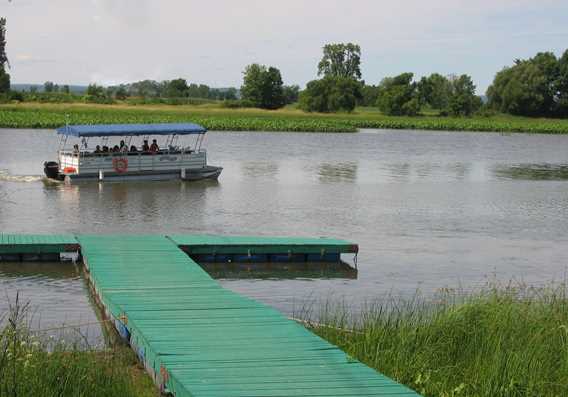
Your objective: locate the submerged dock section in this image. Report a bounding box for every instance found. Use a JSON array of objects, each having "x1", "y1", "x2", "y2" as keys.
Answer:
[{"x1": 1, "y1": 234, "x2": 419, "y2": 397}]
